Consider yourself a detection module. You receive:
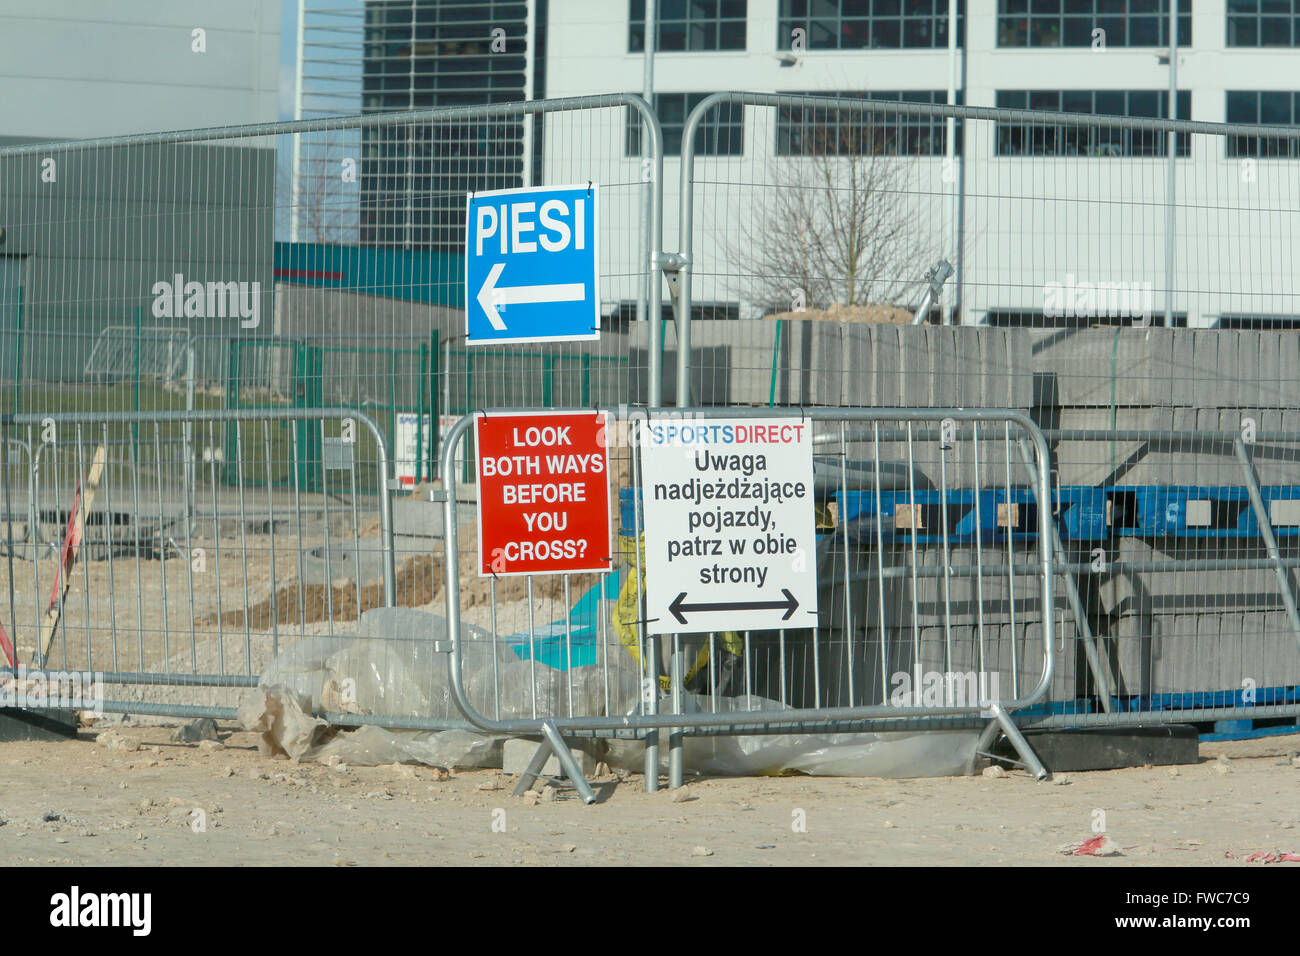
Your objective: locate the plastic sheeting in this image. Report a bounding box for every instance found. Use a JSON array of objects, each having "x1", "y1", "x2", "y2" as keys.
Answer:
[
  {"x1": 238, "y1": 607, "x2": 639, "y2": 767},
  {"x1": 239, "y1": 607, "x2": 980, "y2": 776},
  {"x1": 603, "y1": 695, "x2": 980, "y2": 778},
  {"x1": 254, "y1": 607, "x2": 512, "y2": 720},
  {"x1": 237, "y1": 684, "x2": 505, "y2": 767}
]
